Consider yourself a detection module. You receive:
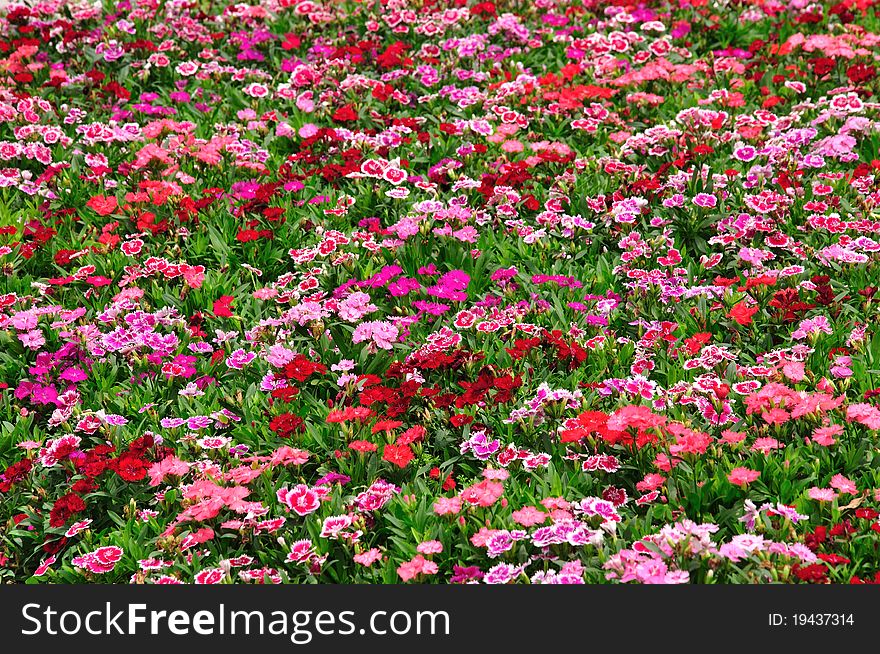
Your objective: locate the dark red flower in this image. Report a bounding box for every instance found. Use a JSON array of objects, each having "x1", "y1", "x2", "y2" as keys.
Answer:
[
  {"x1": 794, "y1": 563, "x2": 829, "y2": 583},
  {"x1": 847, "y1": 63, "x2": 876, "y2": 85},
  {"x1": 602, "y1": 486, "x2": 628, "y2": 507},
  {"x1": 49, "y1": 493, "x2": 86, "y2": 528},
  {"x1": 0, "y1": 458, "x2": 32, "y2": 493},
  {"x1": 114, "y1": 453, "x2": 148, "y2": 482},
  {"x1": 270, "y1": 413, "x2": 304, "y2": 438}
]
